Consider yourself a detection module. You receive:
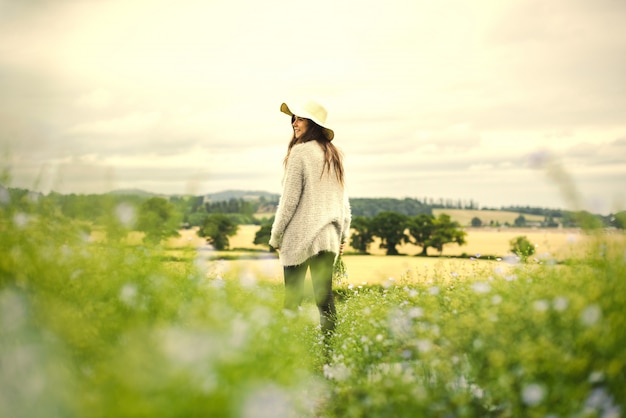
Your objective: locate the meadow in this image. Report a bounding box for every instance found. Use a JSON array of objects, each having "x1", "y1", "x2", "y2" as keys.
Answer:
[
  {"x1": 2, "y1": 201, "x2": 625, "y2": 417},
  {"x1": 163, "y1": 224, "x2": 601, "y2": 285}
]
